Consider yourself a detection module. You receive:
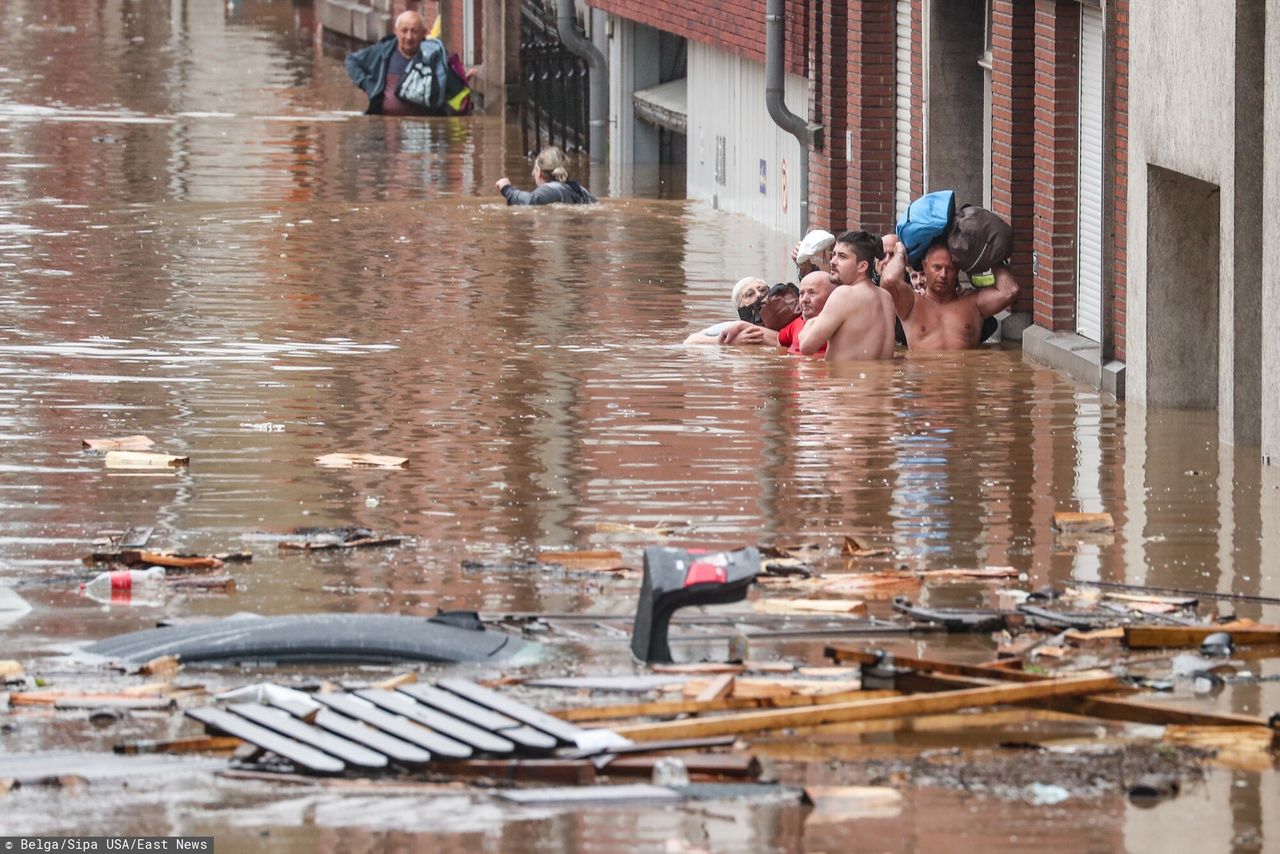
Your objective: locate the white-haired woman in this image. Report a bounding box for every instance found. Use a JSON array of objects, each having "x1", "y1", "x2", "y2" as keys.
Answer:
[
  {"x1": 683, "y1": 277, "x2": 775, "y2": 345},
  {"x1": 496, "y1": 146, "x2": 597, "y2": 205}
]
